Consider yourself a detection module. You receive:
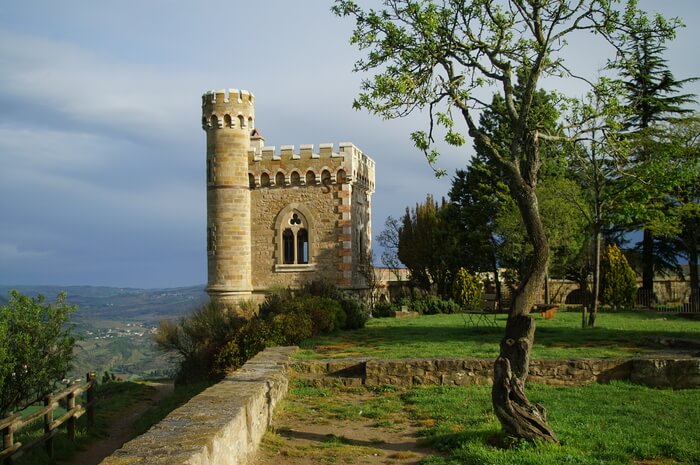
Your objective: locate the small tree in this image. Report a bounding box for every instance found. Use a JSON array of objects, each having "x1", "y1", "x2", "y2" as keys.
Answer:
[
  {"x1": 601, "y1": 245, "x2": 638, "y2": 309},
  {"x1": 0, "y1": 291, "x2": 76, "y2": 416},
  {"x1": 452, "y1": 268, "x2": 483, "y2": 311}
]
